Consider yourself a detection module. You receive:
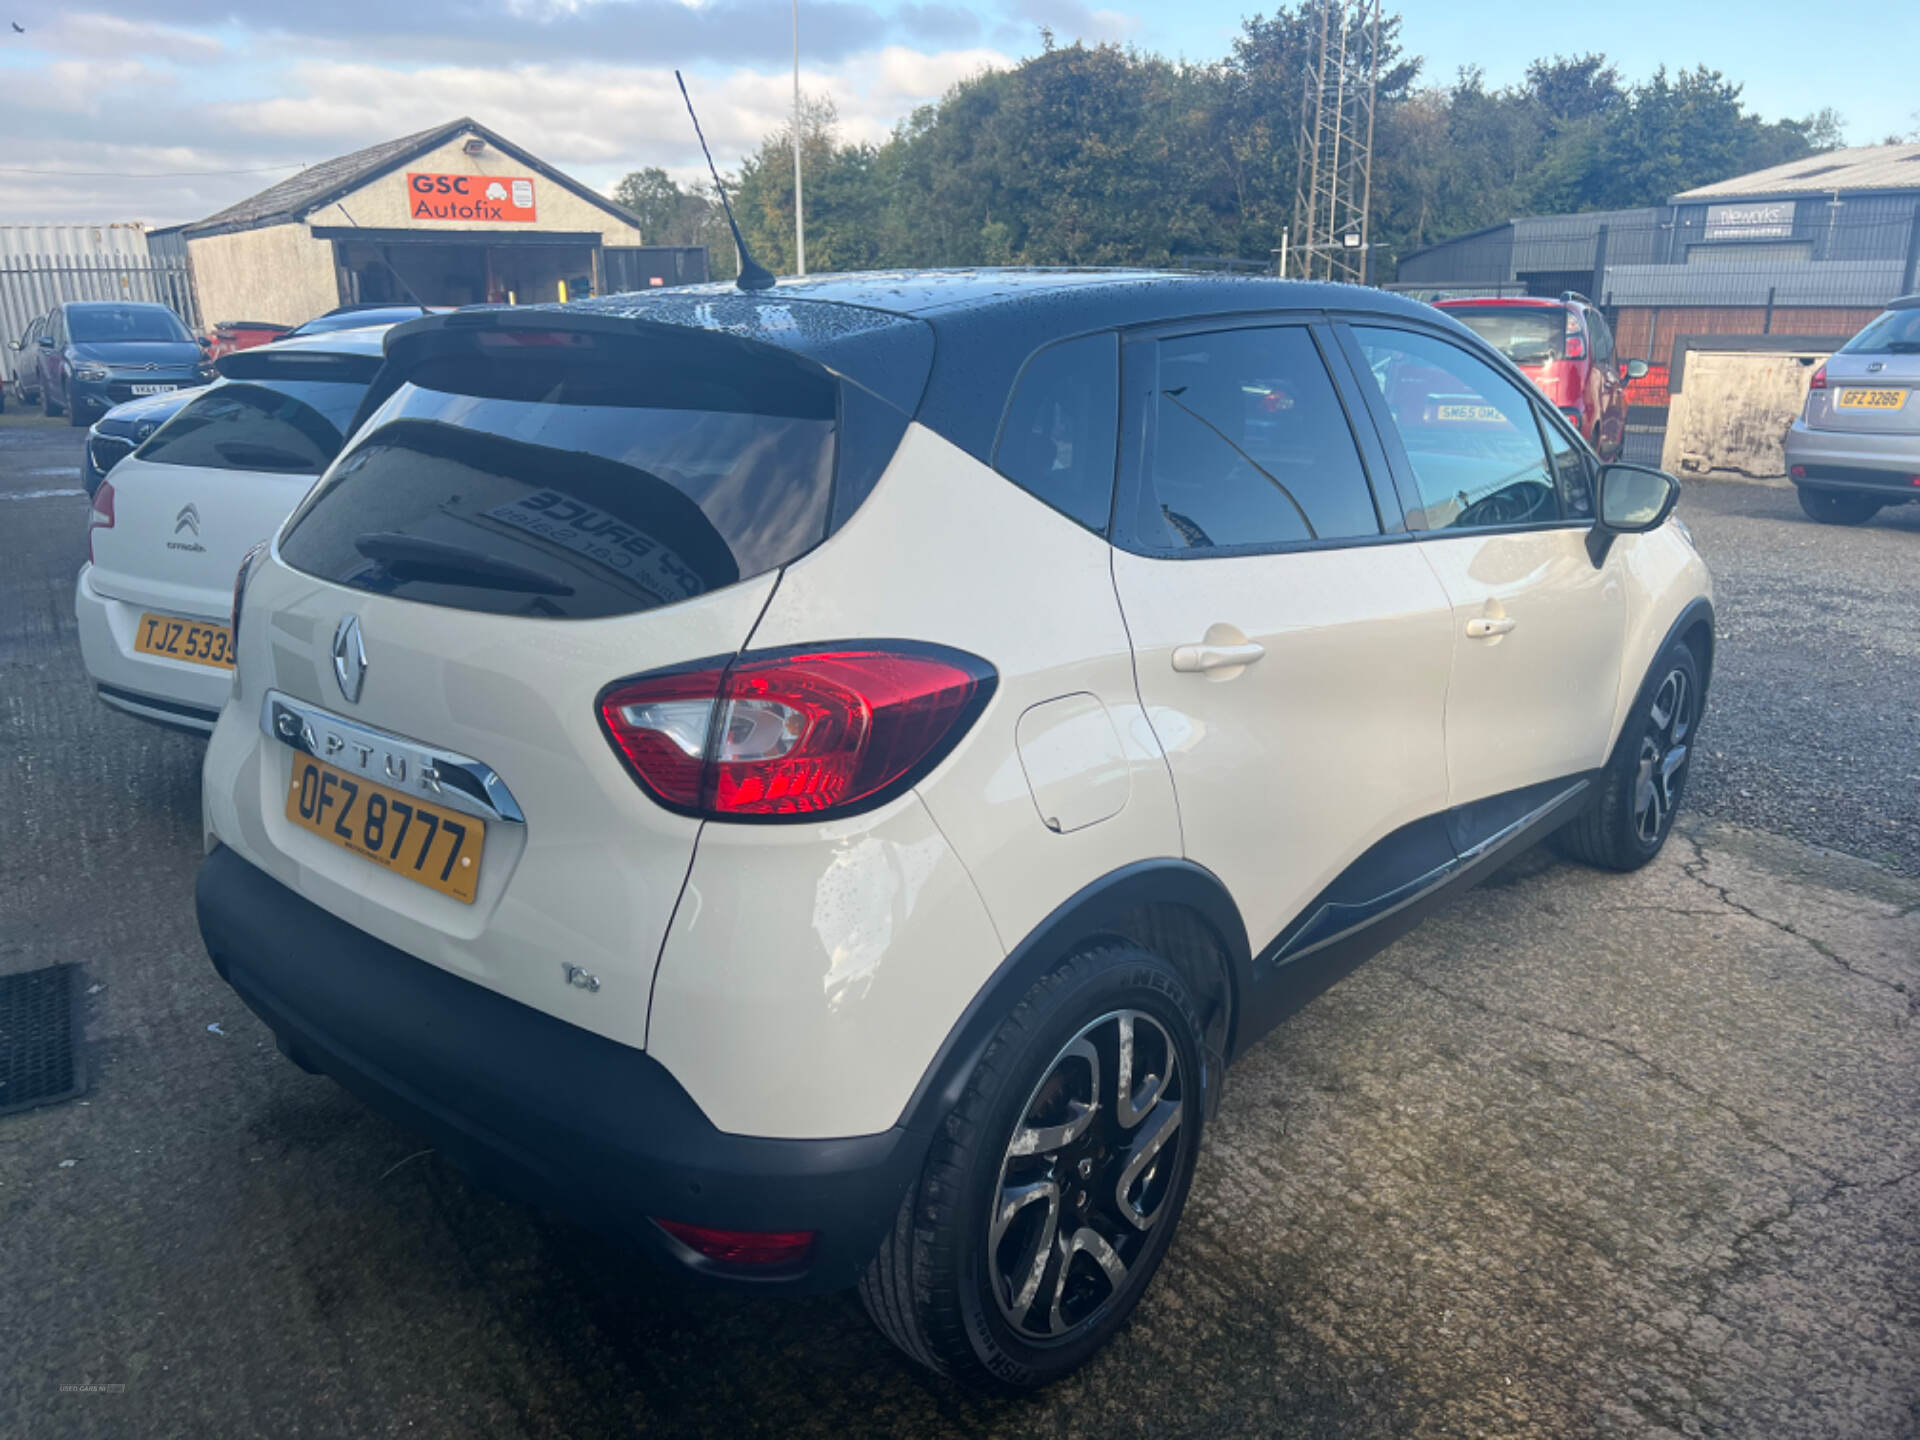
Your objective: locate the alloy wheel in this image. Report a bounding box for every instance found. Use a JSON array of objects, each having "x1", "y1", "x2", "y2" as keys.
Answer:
[
  {"x1": 1633, "y1": 667, "x2": 1692, "y2": 845},
  {"x1": 988, "y1": 1009, "x2": 1186, "y2": 1341}
]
